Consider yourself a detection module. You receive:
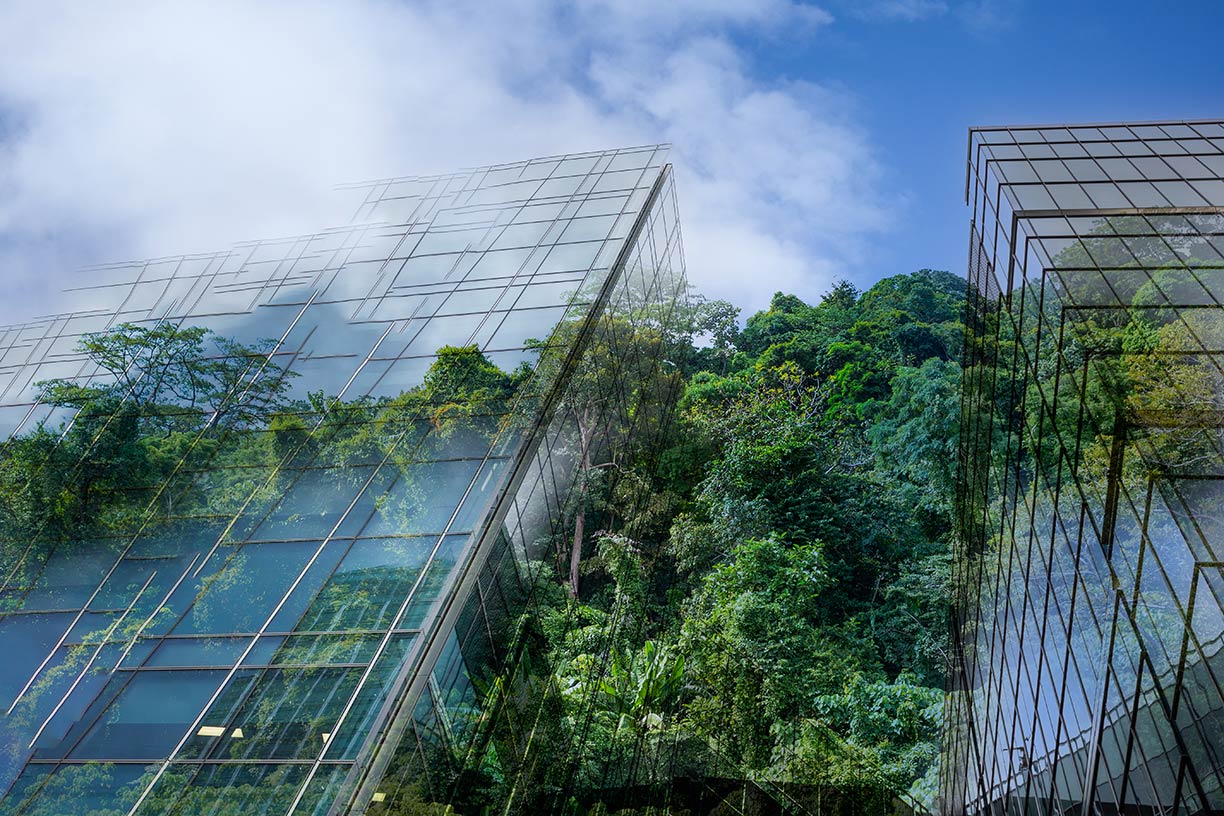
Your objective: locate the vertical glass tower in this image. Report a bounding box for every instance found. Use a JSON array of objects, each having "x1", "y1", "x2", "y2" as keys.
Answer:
[
  {"x1": 0, "y1": 146, "x2": 687, "y2": 814},
  {"x1": 948, "y1": 122, "x2": 1224, "y2": 814}
]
